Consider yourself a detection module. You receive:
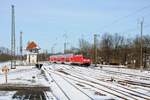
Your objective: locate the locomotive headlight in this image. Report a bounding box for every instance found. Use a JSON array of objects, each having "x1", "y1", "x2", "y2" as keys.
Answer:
[
  {"x1": 83, "y1": 59, "x2": 86, "y2": 61},
  {"x1": 84, "y1": 59, "x2": 88, "y2": 62}
]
